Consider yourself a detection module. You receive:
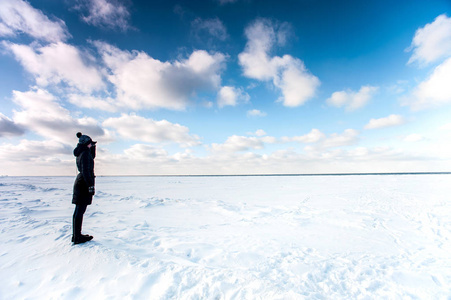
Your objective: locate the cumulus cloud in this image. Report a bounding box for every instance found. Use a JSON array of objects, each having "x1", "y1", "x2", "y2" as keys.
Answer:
[
  {"x1": 11, "y1": 88, "x2": 106, "y2": 145},
  {"x1": 238, "y1": 19, "x2": 320, "y2": 107},
  {"x1": 95, "y1": 42, "x2": 226, "y2": 110},
  {"x1": 0, "y1": 112, "x2": 24, "y2": 137},
  {"x1": 5, "y1": 42, "x2": 105, "y2": 93},
  {"x1": 247, "y1": 109, "x2": 267, "y2": 117},
  {"x1": 327, "y1": 86, "x2": 379, "y2": 111},
  {"x1": 405, "y1": 57, "x2": 451, "y2": 110},
  {"x1": 364, "y1": 114, "x2": 405, "y2": 130},
  {"x1": 74, "y1": 0, "x2": 131, "y2": 31},
  {"x1": 103, "y1": 114, "x2": 200, "y2": 147},
  {"x1": 191, "y1": 17, "x2": 228, "y2": 41},
  {"x1": 217, "y1": 86, "x2": 250, "y2": 108},
  {"x1": 0, "y1": 0, "x2": 69, "y2": 42},
  {"x1": 407, "y1": 14, "x2": 451, "y2": 66}
]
